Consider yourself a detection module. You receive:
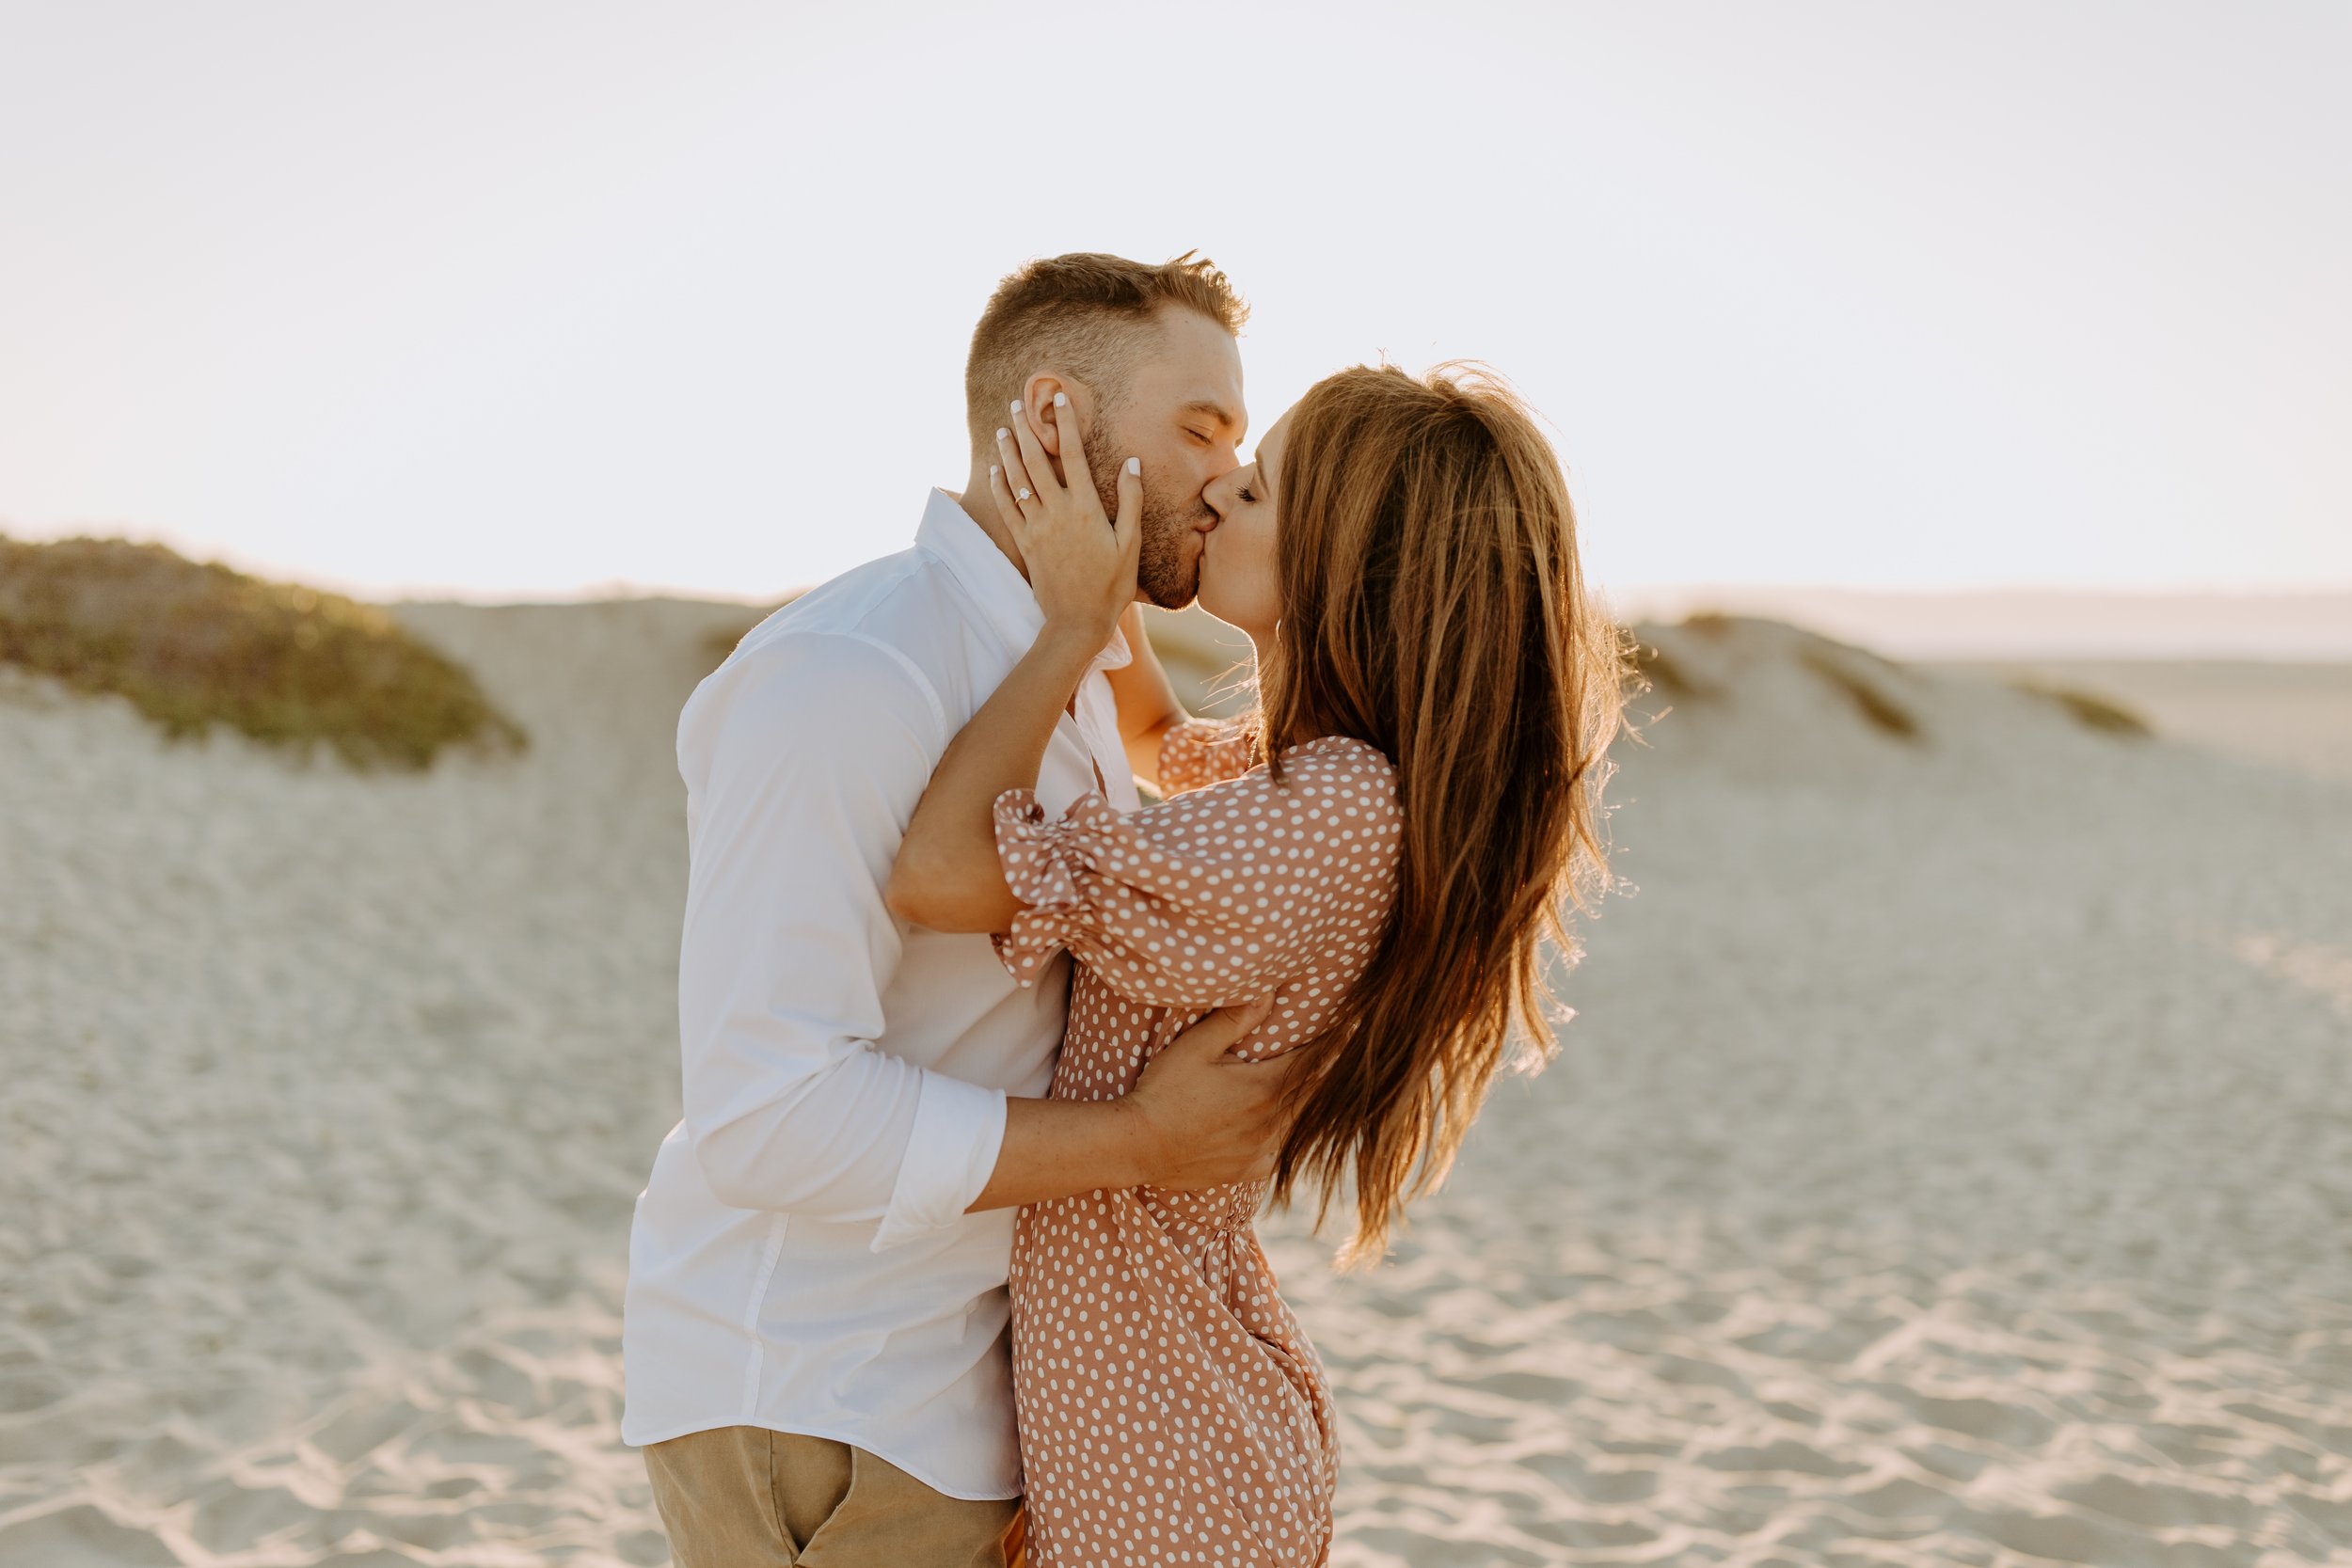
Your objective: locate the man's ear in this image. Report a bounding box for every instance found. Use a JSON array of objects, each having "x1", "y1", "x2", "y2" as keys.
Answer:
[{"x1": 1019, "y1": 372, "x2": 1085, "y2": 462}]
